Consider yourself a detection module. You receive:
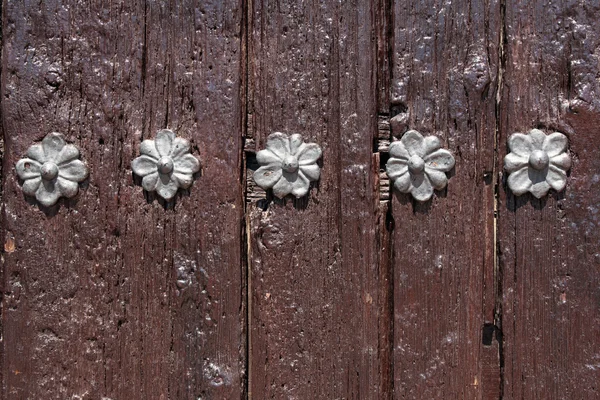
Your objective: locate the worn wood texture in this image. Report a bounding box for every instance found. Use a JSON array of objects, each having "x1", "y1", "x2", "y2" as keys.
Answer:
[
  {"x1": 389, "y1": 0, "x2": 502, "y2": 398},
  {"x1": 498, "y1": 1, "x2": 600, "y2": 398},
  {"x1": 247, "y1": 0, "x2": 385, "y2": 398},
  {"x1": 1, "y1": 1, "x2": 245, "y2": 398},
  {"x1": 2, "y1": 1, "x2": 600, "y2": 399}
]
